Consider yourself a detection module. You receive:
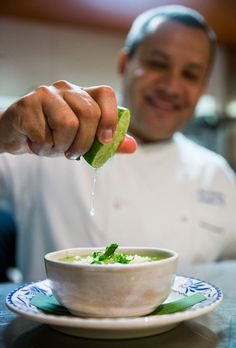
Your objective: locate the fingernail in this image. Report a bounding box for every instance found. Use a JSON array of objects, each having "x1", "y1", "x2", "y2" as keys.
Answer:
[
  {"x1": 65, "y1": 152, "x2": 81, "y2": 160},
  {"x1": 100, "y1": 129, "x2": 113, "y2": 143}
]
